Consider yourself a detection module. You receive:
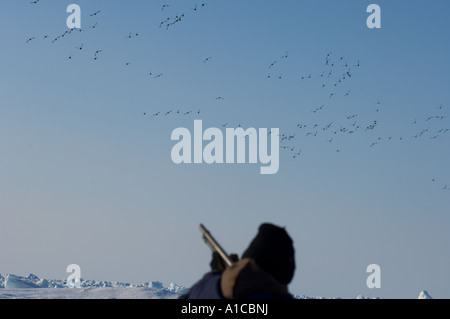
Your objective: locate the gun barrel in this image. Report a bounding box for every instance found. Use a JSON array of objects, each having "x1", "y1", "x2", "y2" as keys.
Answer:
[{"x1": 199, "y1": 224, "x2": 233, "y2": 267}]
